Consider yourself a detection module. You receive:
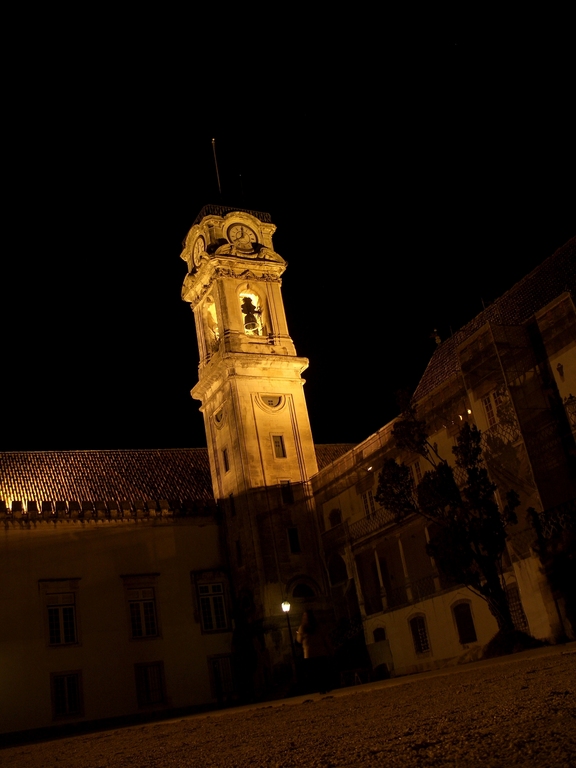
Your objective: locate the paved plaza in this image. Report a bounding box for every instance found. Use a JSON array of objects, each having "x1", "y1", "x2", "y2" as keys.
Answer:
[{"x1": 3, "y1": 644, "x2": 576, "y2": 767}]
